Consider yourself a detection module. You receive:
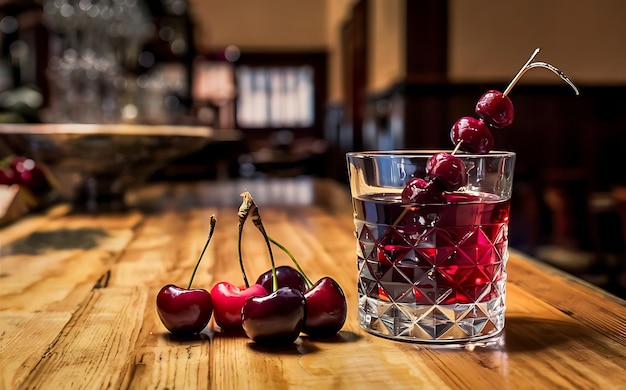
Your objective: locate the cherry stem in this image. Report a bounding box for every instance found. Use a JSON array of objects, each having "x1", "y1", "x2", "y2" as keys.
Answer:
[
  {"x1": 268, "y1": 236, "x2": 314, "y2": 288},
  {"x1": 241, "y1": 192, "x2": 278, "y2": 292},
  {"x1": 187, "y1": 215, "x2": 217, "y2": 289},
  {"x1": 503, "y1": 47, "x2": 579, "y2": 96},
  {"x1": 237, "y1": 194, "x2": 252, "y2": 288}
]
